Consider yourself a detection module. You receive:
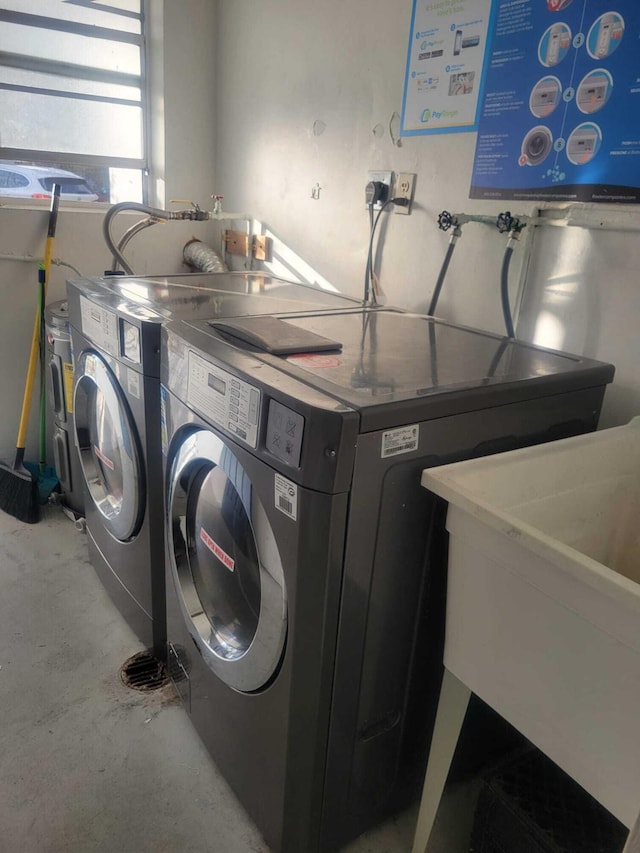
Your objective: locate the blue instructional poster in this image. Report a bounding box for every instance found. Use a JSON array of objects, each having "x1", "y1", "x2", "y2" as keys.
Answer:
[
  {"x1": 470, "y1": 1, "x2": 640, "y2": 203},
  {"x1": 401, "y1": 0, "x2": 494, "y2": 136}
]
